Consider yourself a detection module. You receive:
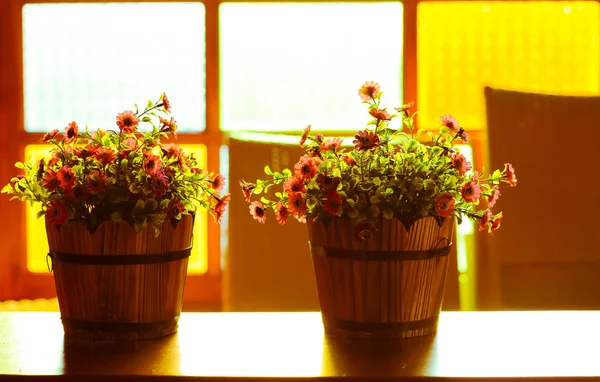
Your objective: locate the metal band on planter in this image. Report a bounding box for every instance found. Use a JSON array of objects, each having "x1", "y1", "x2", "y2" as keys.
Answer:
[
  {"x1": 309, "y1": 242, "x2": 451, "y2": 261},
  {"x1": 61, "y1": 315, "x2": 180, "y2": 334},
  {"x1": 47, "y1": 246, "x2": 192, "y2": 270}
]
